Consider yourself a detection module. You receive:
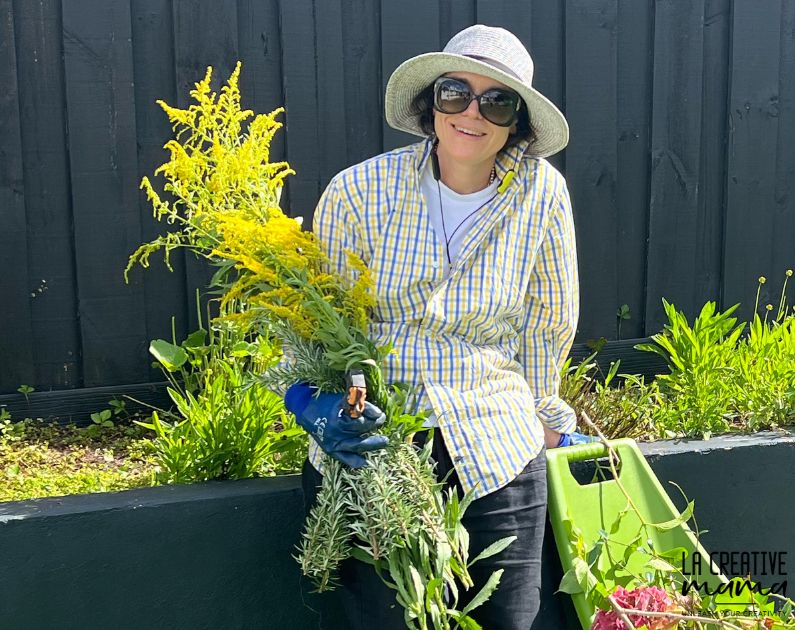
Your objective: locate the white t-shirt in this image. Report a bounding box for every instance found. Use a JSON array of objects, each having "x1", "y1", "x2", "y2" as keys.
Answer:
[
  {"x1": 419, "y1": 162, "x2": 499, "y2": 426},
  {"x1": 421, "y1": 161, "x2": 499, "y2": 269}
]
